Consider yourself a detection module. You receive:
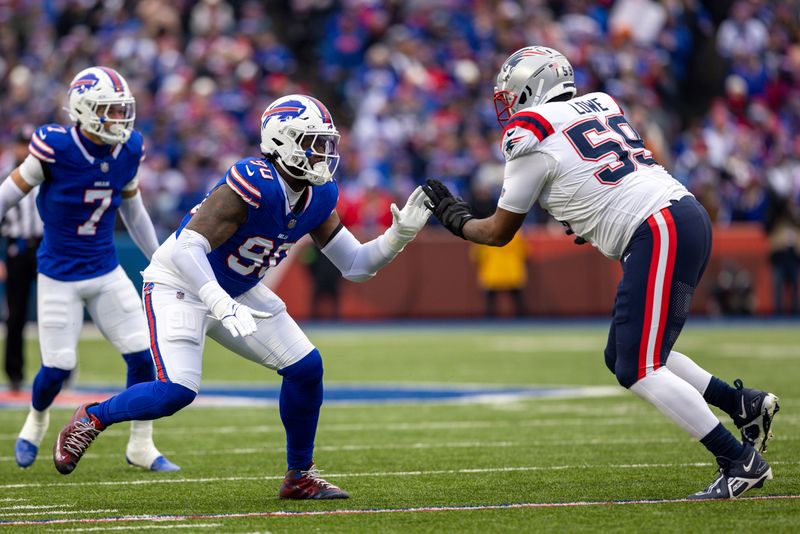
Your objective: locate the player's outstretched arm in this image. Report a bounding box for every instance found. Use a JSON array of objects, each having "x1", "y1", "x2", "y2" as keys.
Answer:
[
  {"x1": 311, "y1": 186, "x2": 432, "y2": 282},
  {"x1": 171, "y1": 185, "x2": 272, "y2": 338},
  {"x1": 422, "y1": 179, "x2": 525, "y2": 247},
  {"x1": 0, "y1": 168, "x2": 35, "y2": 220},
  {"x1": 119, "y1": 188, "x2": 160, "y2": 260}
]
